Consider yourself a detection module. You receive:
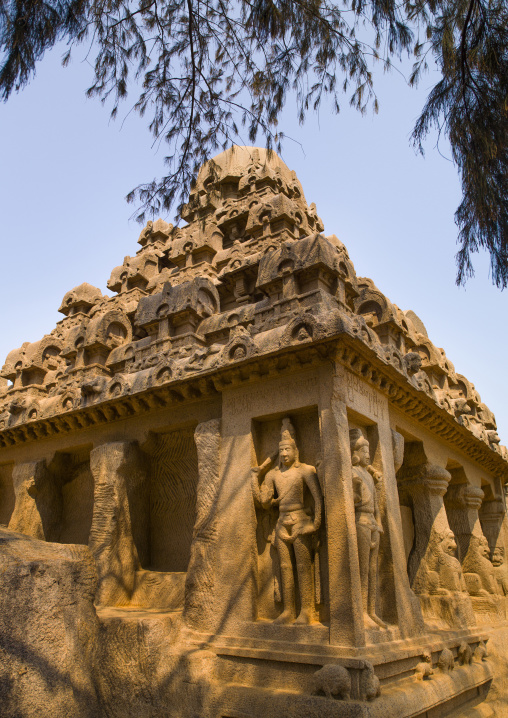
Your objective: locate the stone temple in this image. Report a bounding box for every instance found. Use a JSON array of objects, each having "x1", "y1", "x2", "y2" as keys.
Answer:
[{"x1": 1, "y1": 146, "x2": 508, "y2": 717}]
